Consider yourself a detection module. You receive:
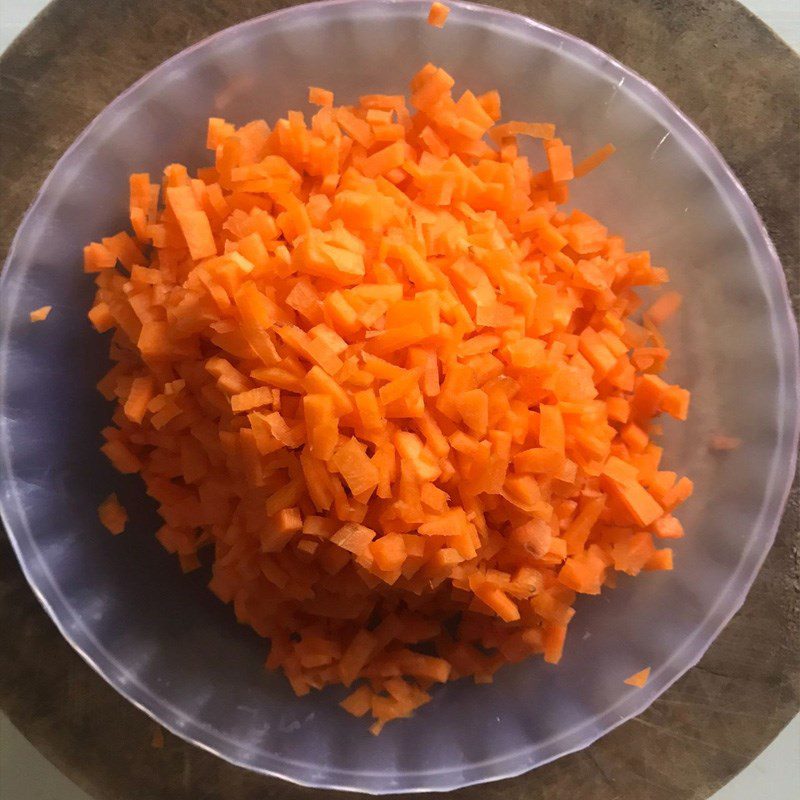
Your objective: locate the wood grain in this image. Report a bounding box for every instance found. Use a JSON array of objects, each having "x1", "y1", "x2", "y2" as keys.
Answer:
[{"x1": 0, "y1": 2, "x2": 797, "y2": 798}]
